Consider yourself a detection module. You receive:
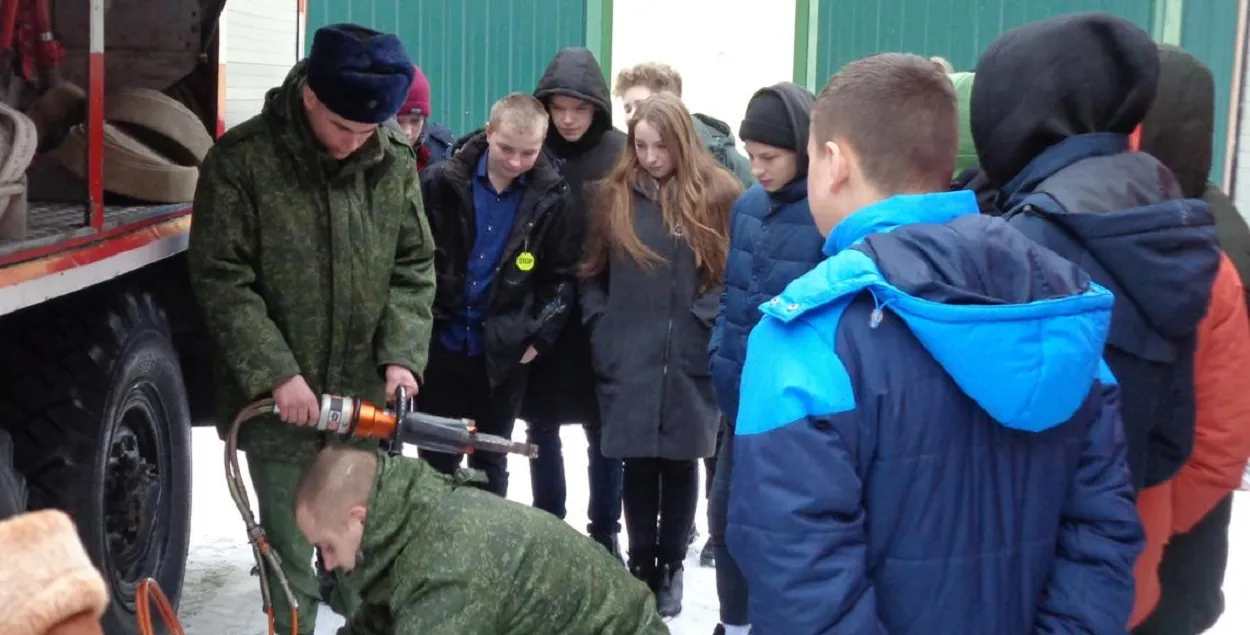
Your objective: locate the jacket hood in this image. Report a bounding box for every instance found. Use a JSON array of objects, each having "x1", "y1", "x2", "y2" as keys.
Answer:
[
  {"x1": 776, "y1": 190, "x2": 1113, "y2": 432},
  {"x1": 423, "y1": 120, "x2": 456, "y2": 149},
  {"x1": 1000, "y1": 134, "x2": 1219, "y2": 351},
  {"x1": 742, "y1": 82, "x2": 816, "y2": 176},
  {"x1": 347, "y1": 454, "x2": 439, "y2": 590},
  {"x1": 534, "y1": 47, "x2": 614, "y2": 154},
  {"x1": 1139, "y1": 45, "x2": 1214, "y2": 199},
  {"x1": 971, "y1": 12, "x2": 1160, "y2": 186},
  {"x1": 692, "y1": 113, "x2": 738, "y2": 152},
  {"x1": 950, "y1": 72, "x2": 977, "y2": 176}
]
